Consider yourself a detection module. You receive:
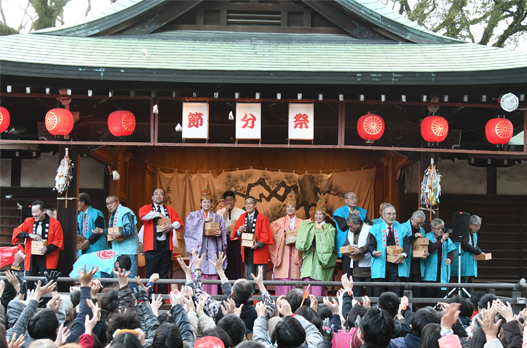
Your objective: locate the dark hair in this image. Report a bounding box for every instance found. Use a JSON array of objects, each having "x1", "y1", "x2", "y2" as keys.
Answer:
[
  {"x1": 378, "y1": 291, "x2": 400, "y2": 318},
  {"x1": 28, "y1": 309, "x2": 58, "y2": 340},
  {"x1": 411, "y1": 307, "x2": 440, "y2": 337},
  {"x1": 317, "y1": 306, "x2": 333, "y2": 322},
  {"x1": 100, "y1": 287, "x2": 119, "y2": 314},
  {"x1": 116, "y1": 255, "x2": 132, "y2": 271},
  {"x1": 450, "y1": 295, "x2": 474, "y2": 318},
  {"x1": 470, "y1": 292, "x2": 485, "y2": 313},
  {"x1": 347, "y1": 304, "x2": 367, "y2": 328},
  {"x1": 152, "y1": 188, "x2": 165, "y2": 196},
  {"x1": 31, "y1": 200, "x2": 46, "y2": 211},
  {"x1": 203, "y1": 327, "x2": 234, "y2": 348},
  {"x1": 236, "y1": 342, "x2": 265, "y2": 348},
  {"x1": 244, "y1": 196, "x2": 257, "y2": 204},
  {"x1": 217, "y1": 314, "x2": 246, "y2": 346},
  {"x1": 153, "y1": 323, "x2": 183, "y2": 348},
  {"x1": 92, "y1": 335, "x2": 104, "y2": 348},
  {"x1": 308, "y1": 203, "x2": 316, "y2": 210},
  {"x1": 111, "y1": 333, "x2": 142, "y2": 348},
  {"x1": 107, "y1": 311, "x2": 141, "y2": 338},
  {"x1": 359, "y1": 308, "x2": 394, "y2": 348},
  {"x1": 478, "y1": 294, "x2": 498, "y2": 311},
  {"x1": 223, "y1": 191, "x2": 236, "y2": 199},
  {"x1": 70, "y1": 290, "x2": 81, "y2": 308},
  {"x1": 418, "y1": 323, "x2": 441, "y2": 348},
  {"x1": 295, "y1": 306, "x2": 323, "y2": 333},
  {"x1": 286, "y1": 288, "x2": 310, "y2": 313},
  {"x1": 271, "y1": 316, "x2": 306, "y2": 348},
  {"x1": 468, "y1": 328, "x2": 488, "y2": 348},
  {"x1": 79, "y1": 193, "x2": 91, "y2": 206},
  {"x1": 110, "y1": 344, "x2": 127, "y2": 348},
  {"x1": 157, "y1": 312, "x2": 174, "y2": 324},
  {"x1": 232, "y1": 279, "x2": 254, "y2": 304}
]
